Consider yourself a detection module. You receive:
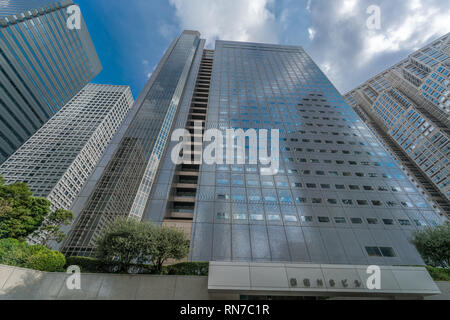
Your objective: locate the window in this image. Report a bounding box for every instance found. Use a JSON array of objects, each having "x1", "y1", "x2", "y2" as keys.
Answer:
[
  {"x1": 367, "y1": 218, "x2": 379, "y2": 225},
  {"x1": 300, "y1": 216, "x2": 313, "y2": 223},
  {"x1": 366, "y1": 246, "x2": 397, "y2": 258},
  {"x1": 318, "y1": 217, "x2": 330, "y2": 223},
  {"x1": 296, "y1": 197, "x2": 307, "y2": 203},
  {"x1": 233, "y1": 214, "x2": 247, "y2": 220},
  {"x1": 334, "y1": 217, "x2": 346, "y2": 224},
  {"x1": 398, "y1": 219, "x2": 411, "y2": 226},
  {"x1": 351, "y1": 218, "x2": 363, "y2": 224},
  {"x1": 327, "y1": 199, "x2": 338, "y2": 204},
  {"x1": 284, "y1": 215, "x2": 298, "y2": 222},
  {"x1": 366, "y1": 247, "x2": 382, "y2": 257},
  {"x1": 267, "y1": 215, "x2": 281, "y2": 221},
  {"x1": 250, "y1": 214, "x2": 264, "y2": 221},
  {"x1": 379, "y1": 247, "x2": 396, "y2": 257},
  {"x1": 217, "y1": 212, "x2": 229, "y2": 220},
  {"x1": 383, "y1": 219, "x2": 395, "y2": 225},
  {"x1": 217, "y1": 194, "x2": 229, "y2": 200}
]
